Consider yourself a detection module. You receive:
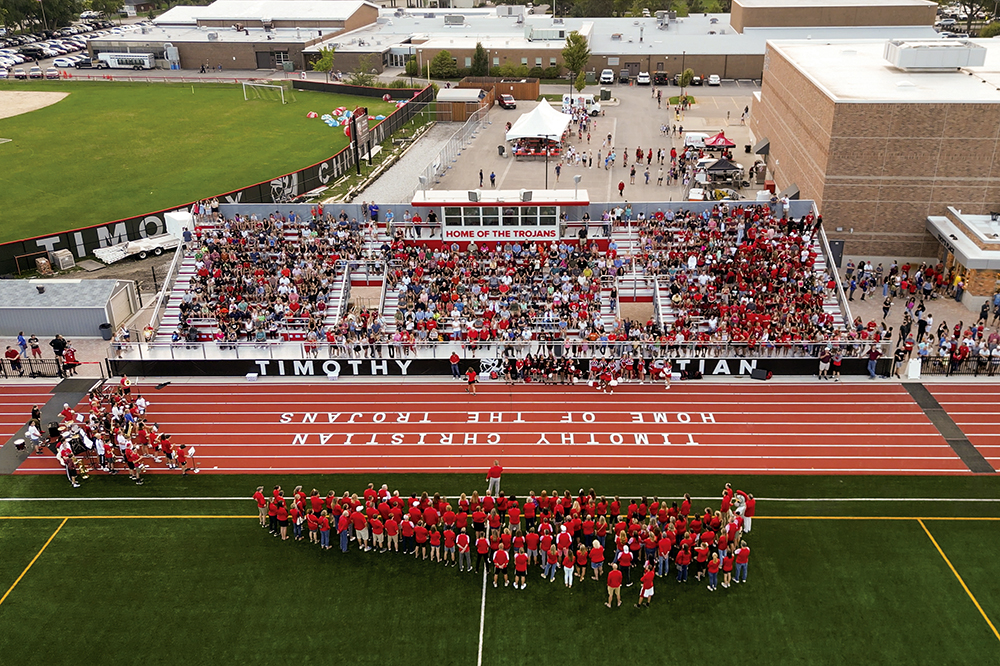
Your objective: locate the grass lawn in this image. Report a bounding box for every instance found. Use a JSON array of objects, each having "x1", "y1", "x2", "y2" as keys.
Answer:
[
  {"x1": 1, "y1": 474, "x2": 999, "y2": 664},
  {"x1": 0, "y1": 81, "x2": 398, "y2": 243}
]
